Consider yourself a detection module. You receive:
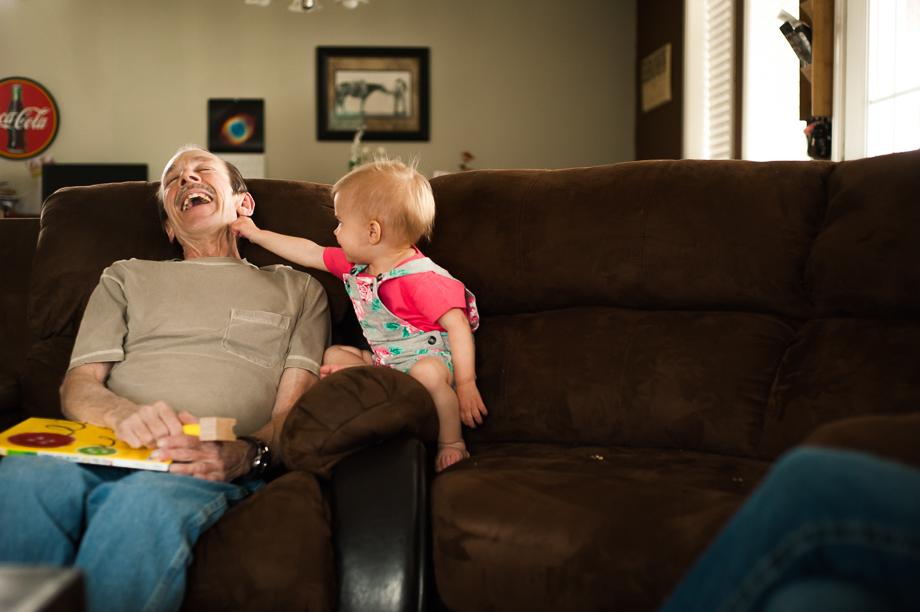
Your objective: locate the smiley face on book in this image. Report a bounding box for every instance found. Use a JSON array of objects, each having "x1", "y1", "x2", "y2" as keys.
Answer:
[
  {"x1": 77, "y1": 446, "x2": 118, "y2": 456},
  {"x1": 7, "y1": 432, "x2": 74, "y2": 448}
]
